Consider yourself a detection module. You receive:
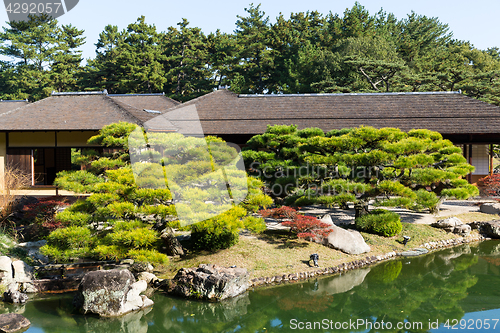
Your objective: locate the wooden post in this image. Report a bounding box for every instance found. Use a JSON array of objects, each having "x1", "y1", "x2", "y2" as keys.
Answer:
[
  {"x1": 490, "y1": 144, "x2": 494, "y2": 176},
  {"x1": 468, "y1": 144, "x2": 473, "y2": 183}
]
